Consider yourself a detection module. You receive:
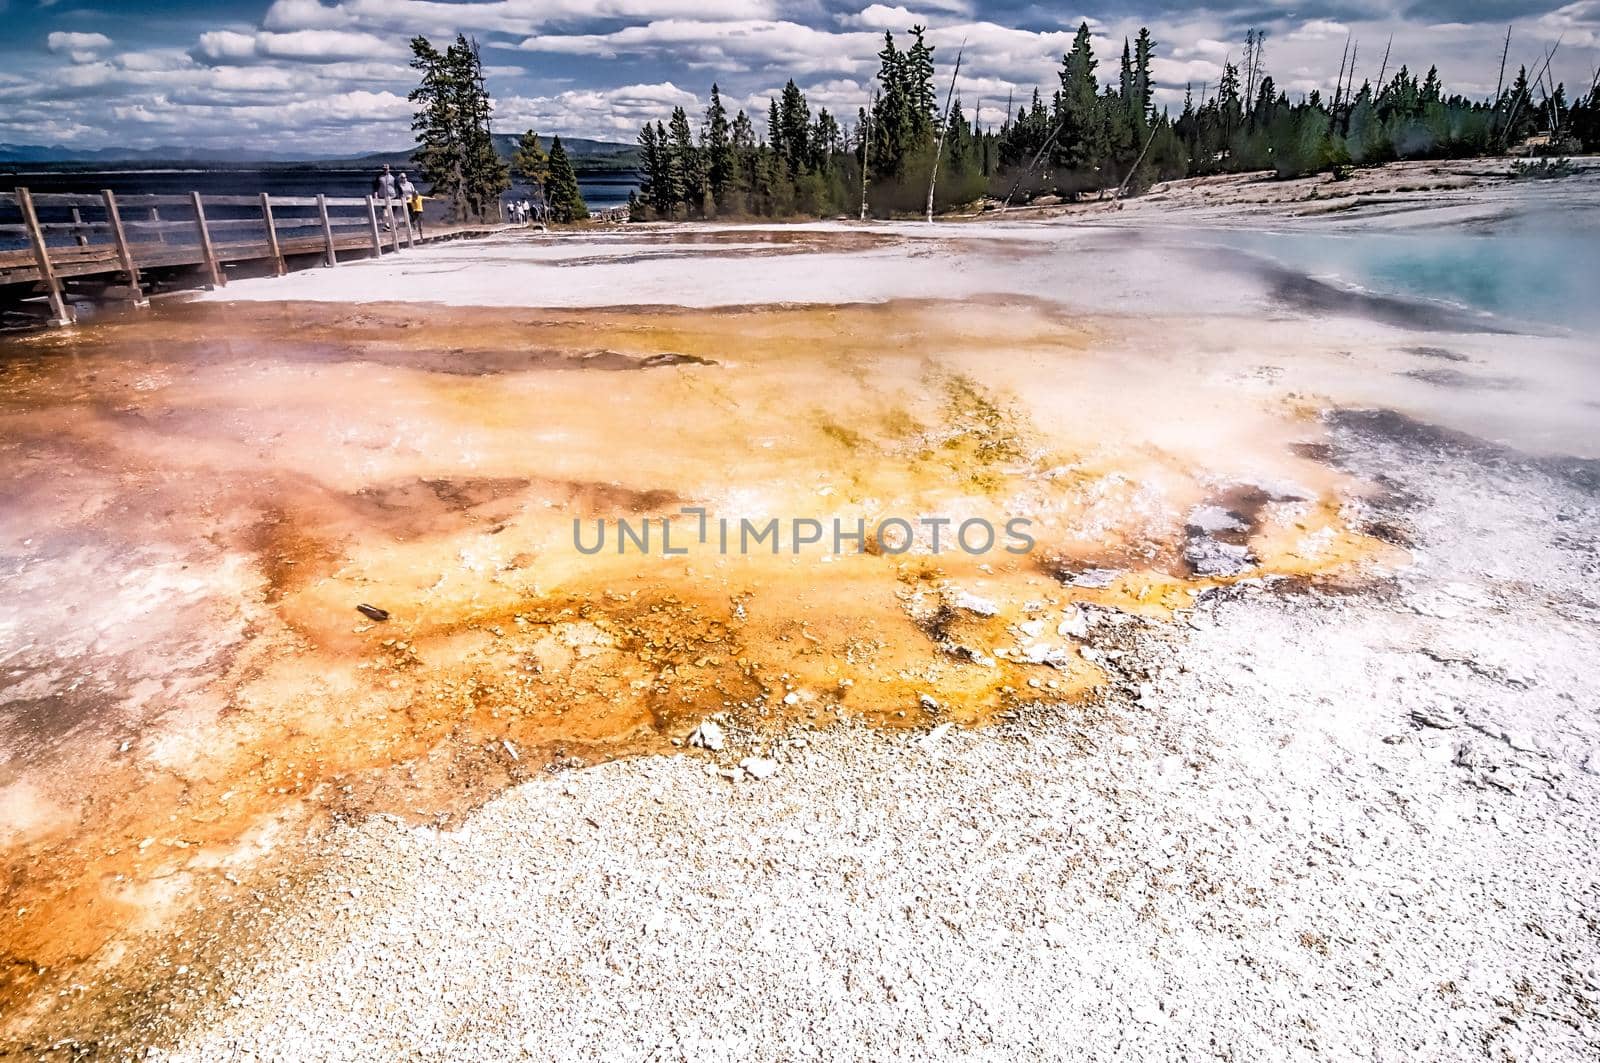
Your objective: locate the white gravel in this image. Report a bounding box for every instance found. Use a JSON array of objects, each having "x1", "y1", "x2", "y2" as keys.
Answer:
[{"x1": 163, "y1": 411, "x2": 1600, "y2": 1061}]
